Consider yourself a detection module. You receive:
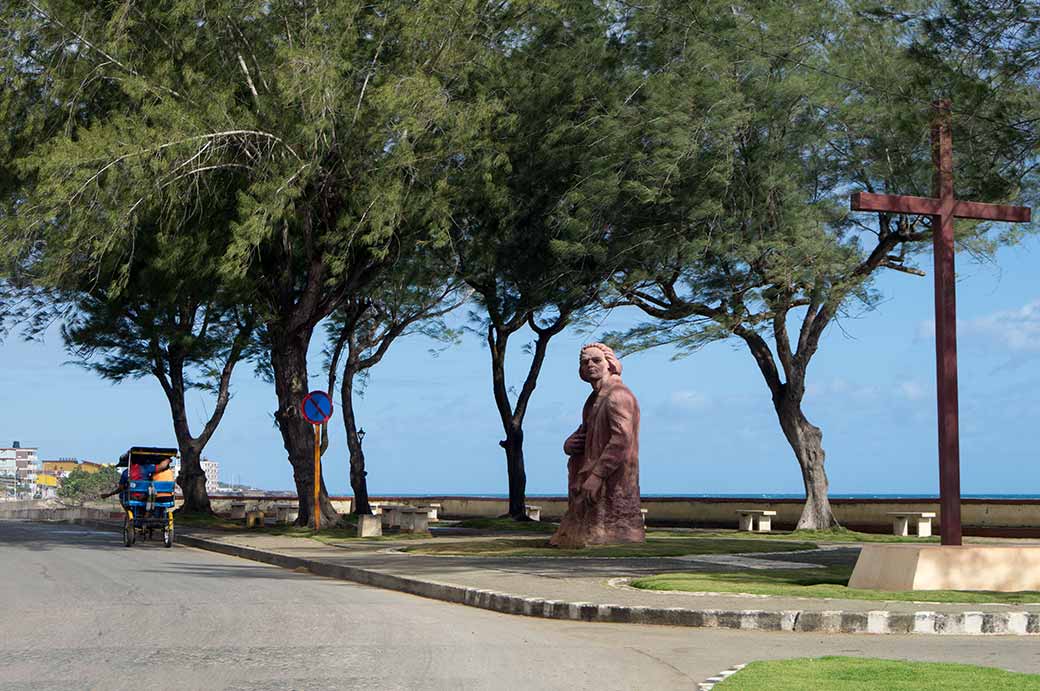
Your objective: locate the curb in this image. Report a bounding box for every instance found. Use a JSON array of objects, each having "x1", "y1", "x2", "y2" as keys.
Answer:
[
  {"x1": 177, "y1": 534, "x2": 1040, "y2": 636},
  {"x1": 7, "y1": 514, "x2": 1040, "y2": 636},
  {"x1": 698, "y1": 663, "x2": 747, "y2": 690}
]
